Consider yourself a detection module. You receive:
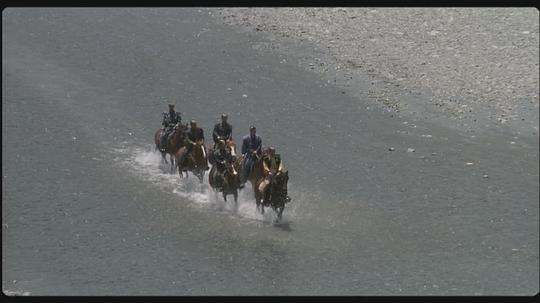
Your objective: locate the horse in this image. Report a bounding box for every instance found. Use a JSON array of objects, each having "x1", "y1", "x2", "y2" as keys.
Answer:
[
  {"x1": 256, "y1": 170, "x2": 289, "y2": 222},
  {"x1": 175, "y1": 139, "x2": 209, "y2": 184},
  {"x1": 208, "y1": 159, "x2": 241, "y2": 204},
  {"x1": 154, "y1": 123, "x2": 187, "y2": 173},
  {"x1": 235, "y1": 148, "x2": 266, "y2": 212},
  {"x1": 236, "y1": 148, "x2": 290, "y2": 222}
]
